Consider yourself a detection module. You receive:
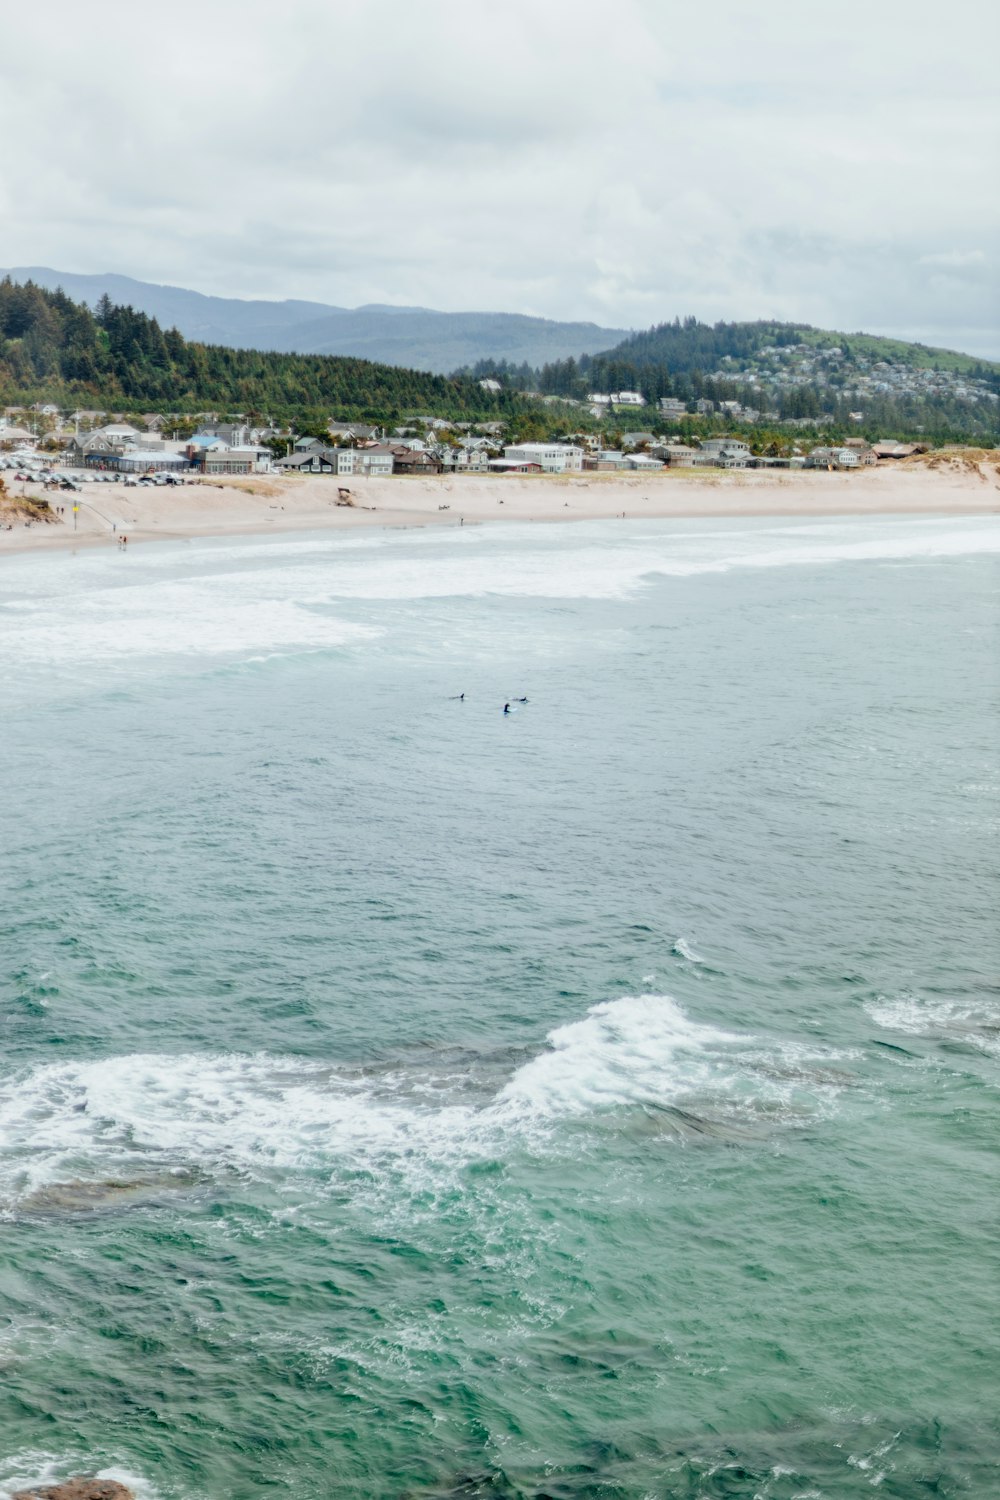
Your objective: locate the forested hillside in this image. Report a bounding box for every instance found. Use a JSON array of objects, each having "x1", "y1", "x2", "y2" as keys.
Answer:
[
  {"x1": 460, "y1": 319, "x2": 1000, "y2": 443},
  {"x1": 0, "y1": 279, "x2": 528, "y2": 422}
]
